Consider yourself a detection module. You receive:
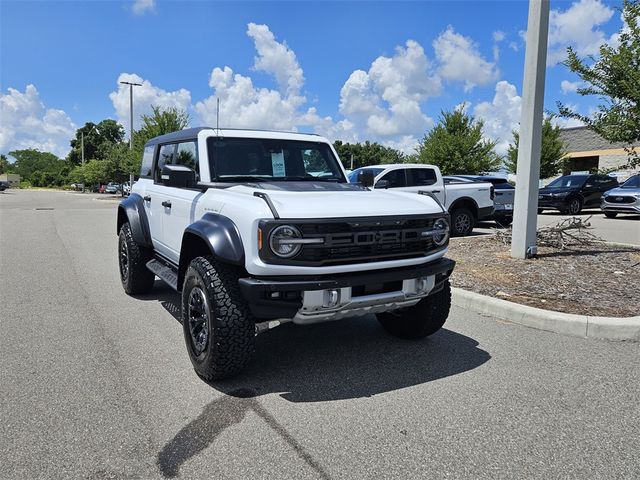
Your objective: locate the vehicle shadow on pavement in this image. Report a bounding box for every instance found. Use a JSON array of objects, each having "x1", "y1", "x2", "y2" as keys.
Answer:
[{"x1": 152, "y1": 288, "x2": 490, "y2": 478}]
